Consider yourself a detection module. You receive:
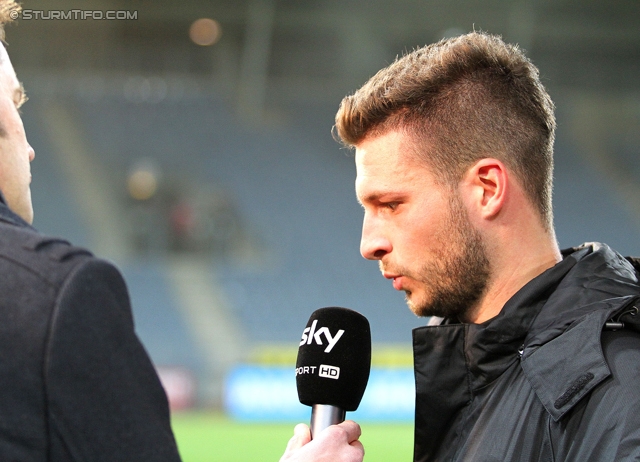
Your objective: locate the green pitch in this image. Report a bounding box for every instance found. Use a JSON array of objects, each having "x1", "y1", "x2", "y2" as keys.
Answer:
[{"x1": 172, "y1": 412, "x2": 413, "y2": 461}]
